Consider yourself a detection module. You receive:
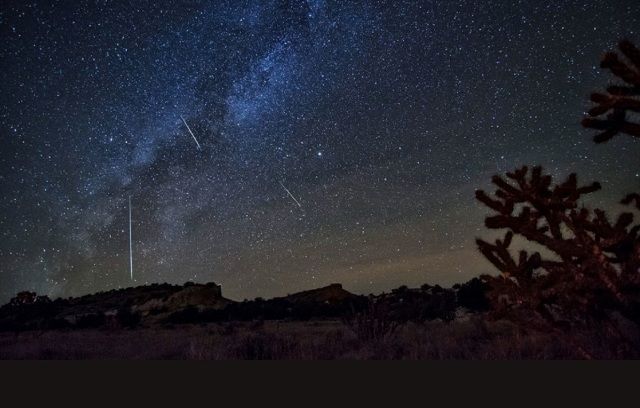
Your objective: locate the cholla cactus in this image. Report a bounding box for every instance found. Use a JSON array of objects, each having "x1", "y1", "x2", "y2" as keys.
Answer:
[
  {"x1": 475, "y1": 39, "x2": 640, "y2": 358},
  {"x1": 582, "y1": 39, "x2": 640, "y2": 142},
  {"x1": 475, "y1": 166, "x2": 640, "y2": 327}
]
